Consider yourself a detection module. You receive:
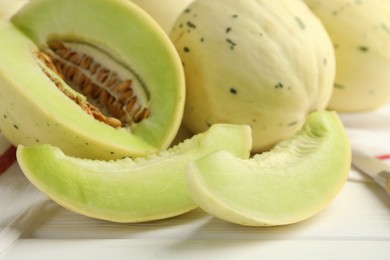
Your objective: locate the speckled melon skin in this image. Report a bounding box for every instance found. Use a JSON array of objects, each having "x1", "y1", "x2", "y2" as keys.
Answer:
[
  {"x1": 170, "y1": 0, "x2": 336, "y2": 153},
  {"x1": 303, "y1": 0, "x2": 390, "y2": 112}
]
